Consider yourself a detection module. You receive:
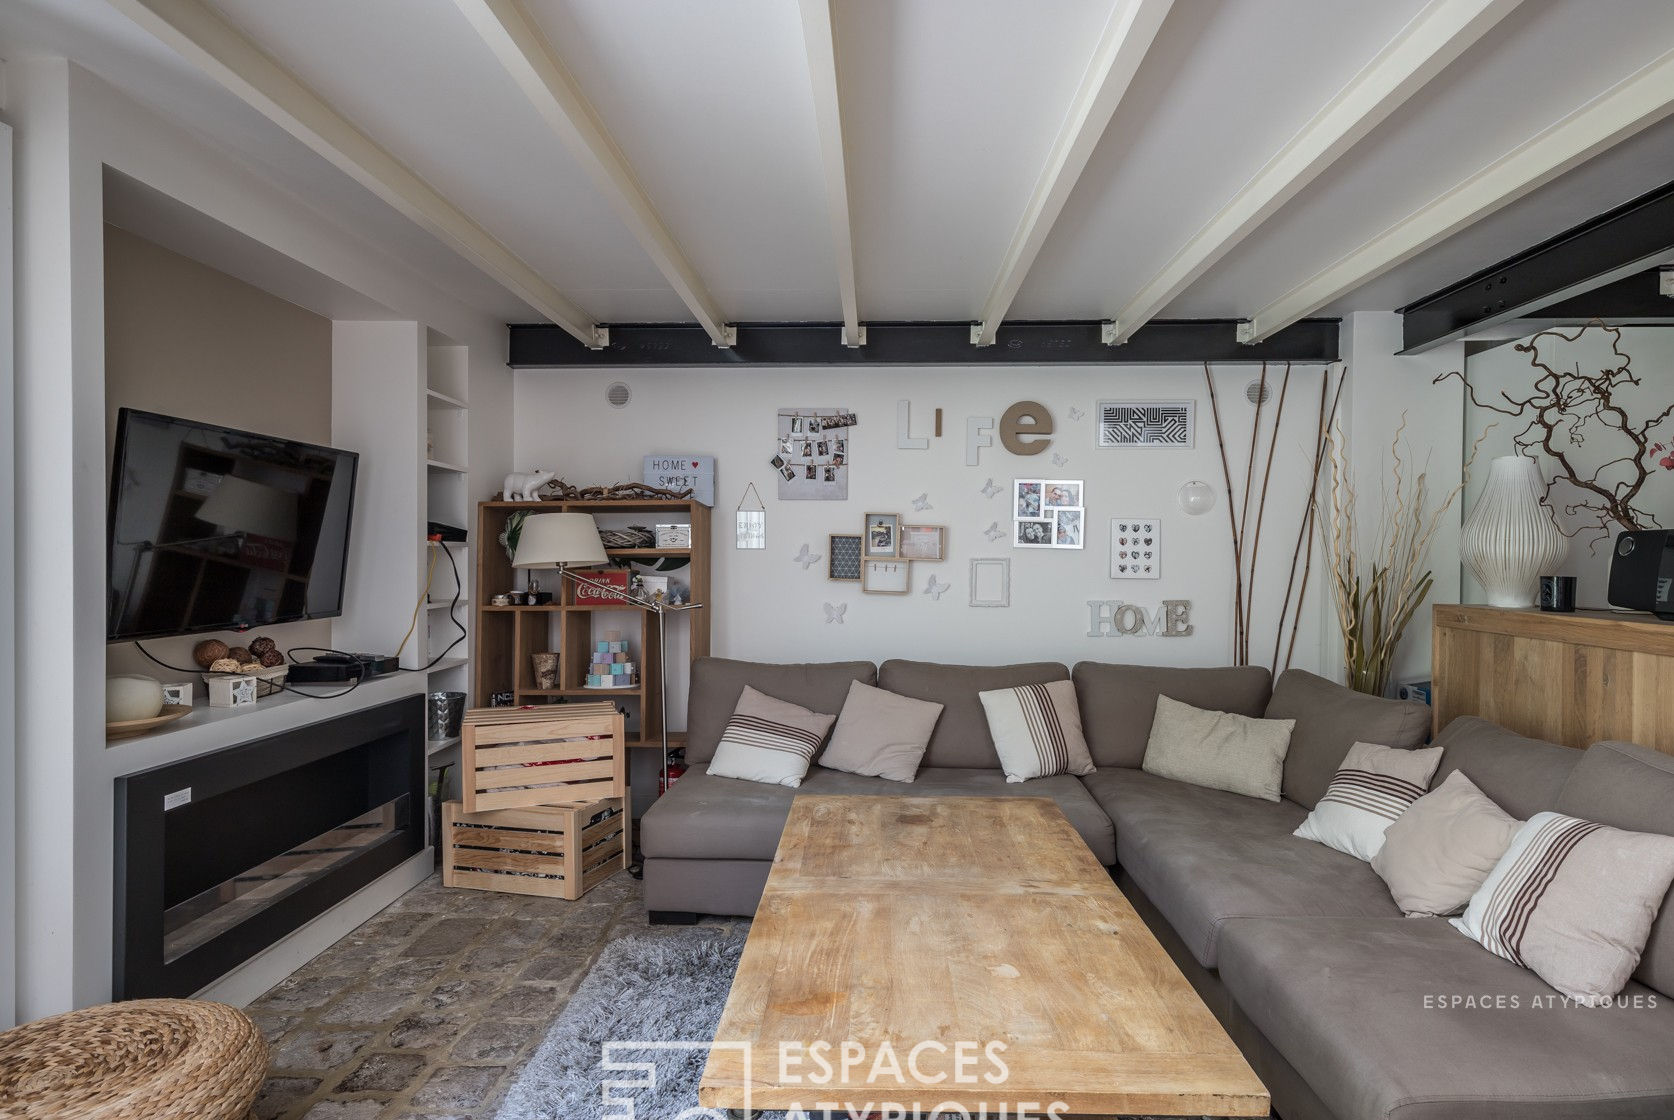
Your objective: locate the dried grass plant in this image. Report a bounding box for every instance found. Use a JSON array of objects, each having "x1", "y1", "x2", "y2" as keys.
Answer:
[{"x1": 1322, "y1": 417, "x2": 1482, "y2": 695}]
